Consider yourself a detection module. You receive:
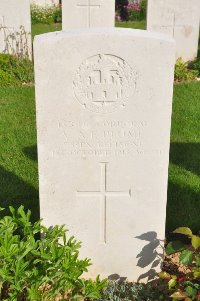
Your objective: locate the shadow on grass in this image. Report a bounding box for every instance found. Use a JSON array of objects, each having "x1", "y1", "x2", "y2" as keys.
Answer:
[
  {"x1": 166, "y1": 142, "x2": 200, "y2": 239},
  {"x1": 0, "y1": 165, "x2": 39, "y2": 221},
  {"x1": 170, "y1": 142, "x2": 200, "y2": 177},
  {"x1": 23, "y1": 145, "x2": 38, "y2": 161}
]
